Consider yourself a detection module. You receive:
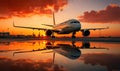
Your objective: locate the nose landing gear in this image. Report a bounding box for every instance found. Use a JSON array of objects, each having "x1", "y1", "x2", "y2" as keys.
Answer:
[
  {"x1": 72, "y1": 32, "x2": 76, "y2": 38},
  {"x1": 52, "y1": 33, "x2": 55, "y2": 38}
]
